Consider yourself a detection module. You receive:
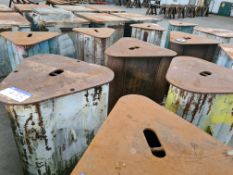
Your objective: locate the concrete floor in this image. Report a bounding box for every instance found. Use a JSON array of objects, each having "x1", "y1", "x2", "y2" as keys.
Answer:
[{"x1": 0, "y1": 2, "x2": 233, "y2": 175}]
